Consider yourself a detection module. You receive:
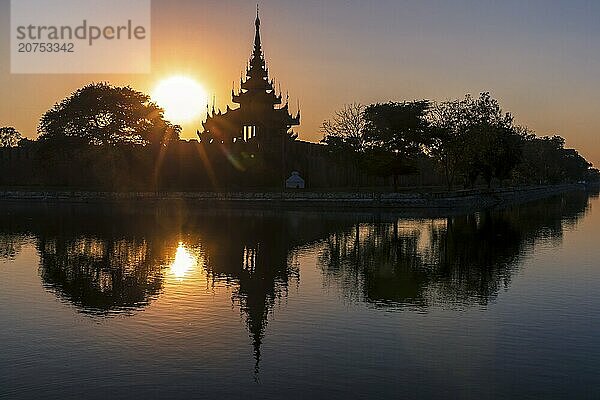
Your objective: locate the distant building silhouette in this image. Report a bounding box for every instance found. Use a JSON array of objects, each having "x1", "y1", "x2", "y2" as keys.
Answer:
[{"x1": 286, "y1": 171, "x2": 305, "y2": 189}]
